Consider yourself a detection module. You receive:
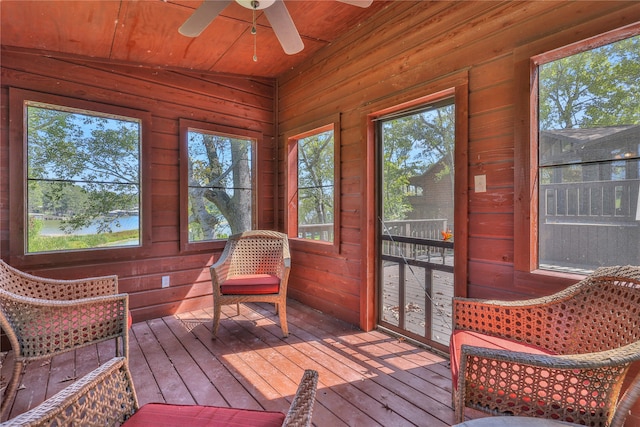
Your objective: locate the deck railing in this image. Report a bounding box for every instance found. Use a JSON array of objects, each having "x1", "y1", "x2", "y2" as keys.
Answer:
[
  {"x1": 297, "y1": 223, "x2": 333, "y2": 242},
  {"x1": 378, "y1": 219, "x2": 454, "y2": 349},
  {"x1": 540, "y1": 179, "x2": 640, "y2": 270}
]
